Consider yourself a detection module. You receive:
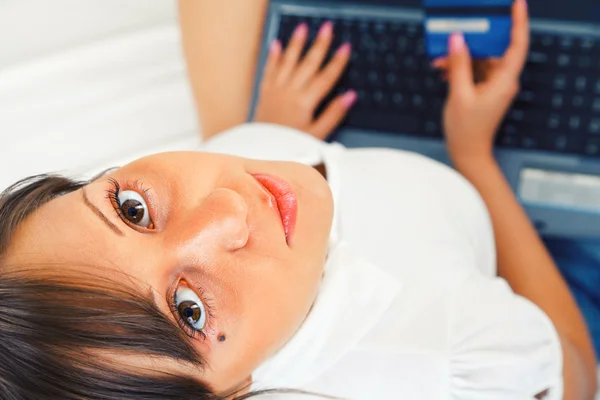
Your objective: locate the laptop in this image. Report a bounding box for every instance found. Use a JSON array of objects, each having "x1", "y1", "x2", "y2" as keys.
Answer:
[{"x1": 249, "y1": 0, "x2": 600, "y2": 238}]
